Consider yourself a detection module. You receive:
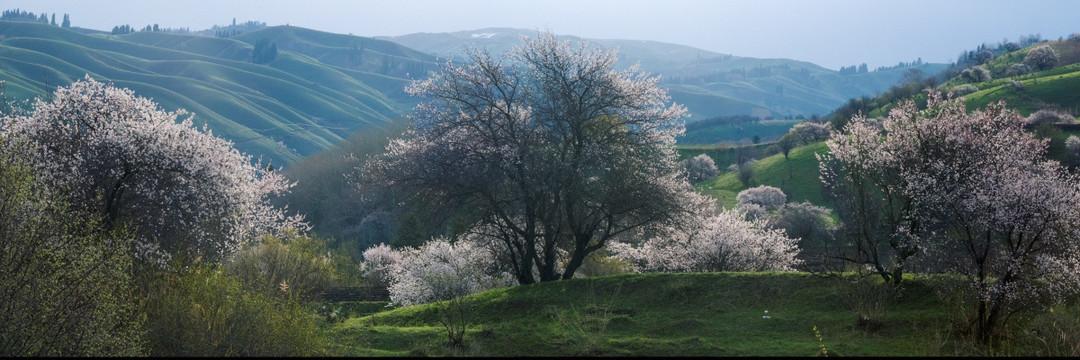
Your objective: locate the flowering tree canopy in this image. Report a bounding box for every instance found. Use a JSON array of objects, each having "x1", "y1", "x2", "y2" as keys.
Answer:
[
  {"x1": 1024, "y1": 44, "x2": 1059, "y2": 70},
  {"x1": 0, "y1": 76, "x2": 307, "y2": 265},
  {"x1": 365, "y1": 32, "x2": 693, "y2": 284},
  {"x1": 1025, "y1": 109, "x2": 1075, "y2": 126},
  {"x1": 960, "y1": 66, "x2": 992, "y2": 83},
  {"x1": 682, "y1": 153, "x2": 718, "y2": 183},
  {"x1": 360, "y1": 243, "x2": 403, "y2": 289},
  {"x1": 821, "y1": 91, "x2": 1080, "y2": 339},
  {"x1": 790, "y1": 121, "x2": 832, "y2": 144},
  {"x1": 736, "y1": 185, "x2": 788, "y2": 211}
]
